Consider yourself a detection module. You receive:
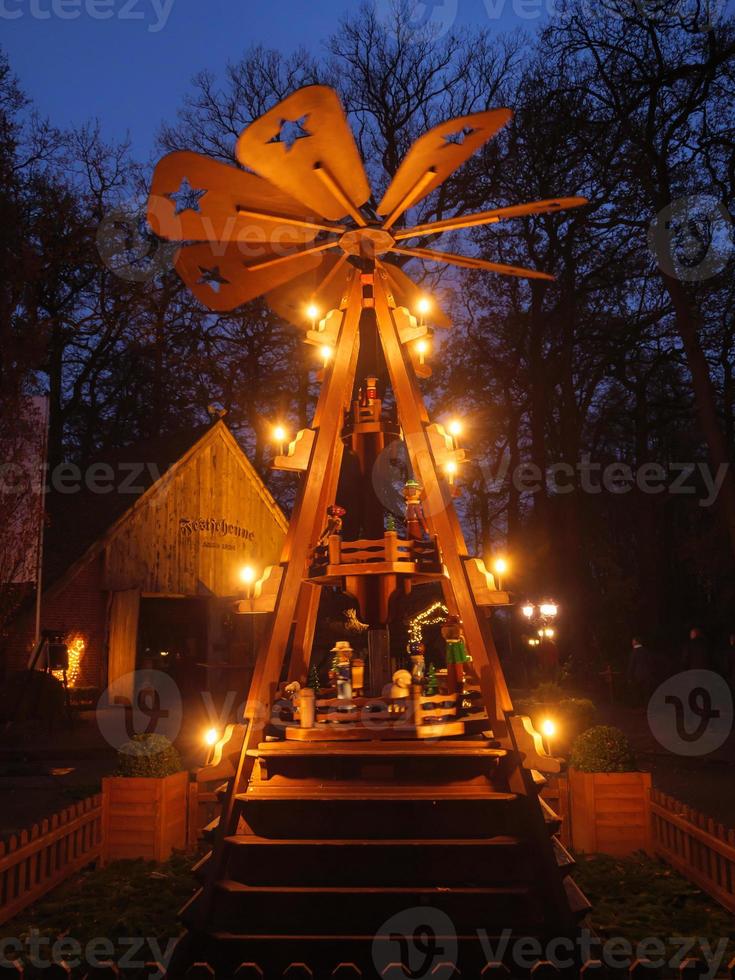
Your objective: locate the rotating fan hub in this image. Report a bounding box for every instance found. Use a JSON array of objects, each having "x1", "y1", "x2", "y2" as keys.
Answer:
[{"x1": 338, "y1": 226, "x2": 395, "y2": 257}]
